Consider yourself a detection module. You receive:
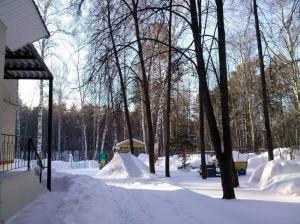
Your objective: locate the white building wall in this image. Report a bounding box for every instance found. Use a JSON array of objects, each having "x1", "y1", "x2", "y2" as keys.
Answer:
[
  {"x1": 0, "y1": 20, "x2": 5, "y2": 80},
  {"x1": 0, "y1": 19, "x2": 18, "y2": 136}
]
